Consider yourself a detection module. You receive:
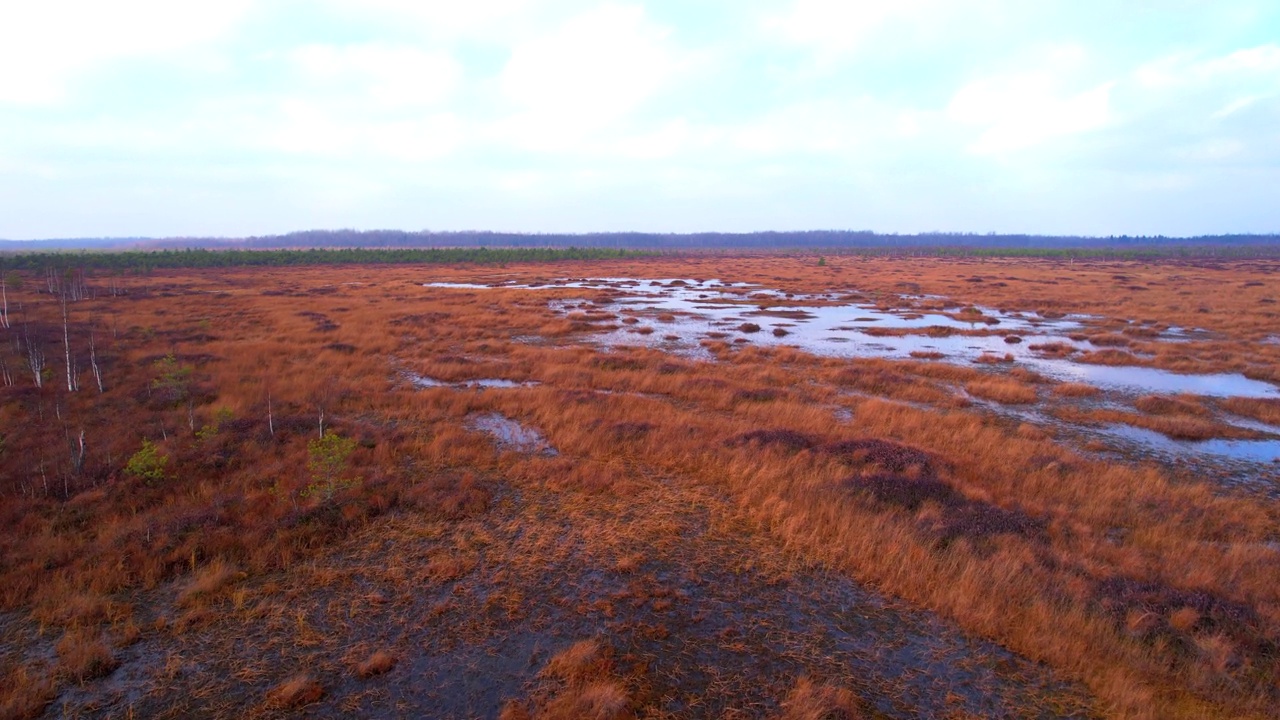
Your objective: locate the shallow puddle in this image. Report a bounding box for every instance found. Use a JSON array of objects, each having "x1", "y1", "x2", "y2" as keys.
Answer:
[
  {"x1": 967, "y1": 395, "x2": 1280, "y2": 467},
  {"x1": 518, "y1": 278, "x2": 1277, "y2": 400},
  {"x1": 407, "y1": 373, "x2": 539, "y2": 390},
  {"x1": 1019, "y1": 361, "x2": 1277, "y2": 398},
  {"x1": 466, "y1": 412, "x2": 557, "y2": 455},
  {"x1": 1102, "y1": 424, "x2": 1280, "y2": 464}
]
